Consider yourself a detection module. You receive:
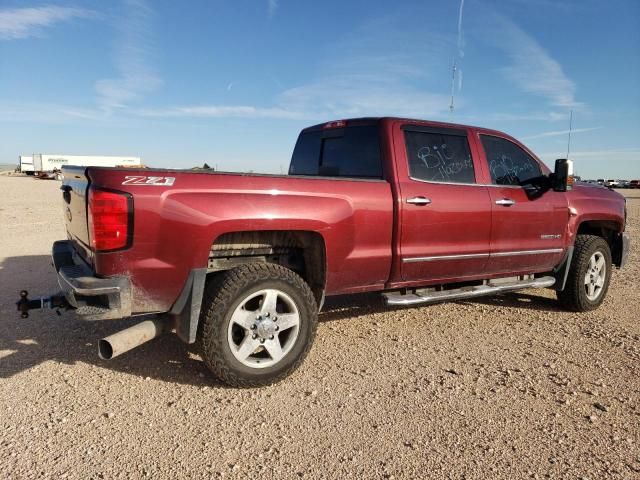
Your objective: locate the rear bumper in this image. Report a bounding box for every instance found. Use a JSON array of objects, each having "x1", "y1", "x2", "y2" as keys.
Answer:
[{"x1": 53, "y1": 240, "x2": 132, "y2": 320}]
